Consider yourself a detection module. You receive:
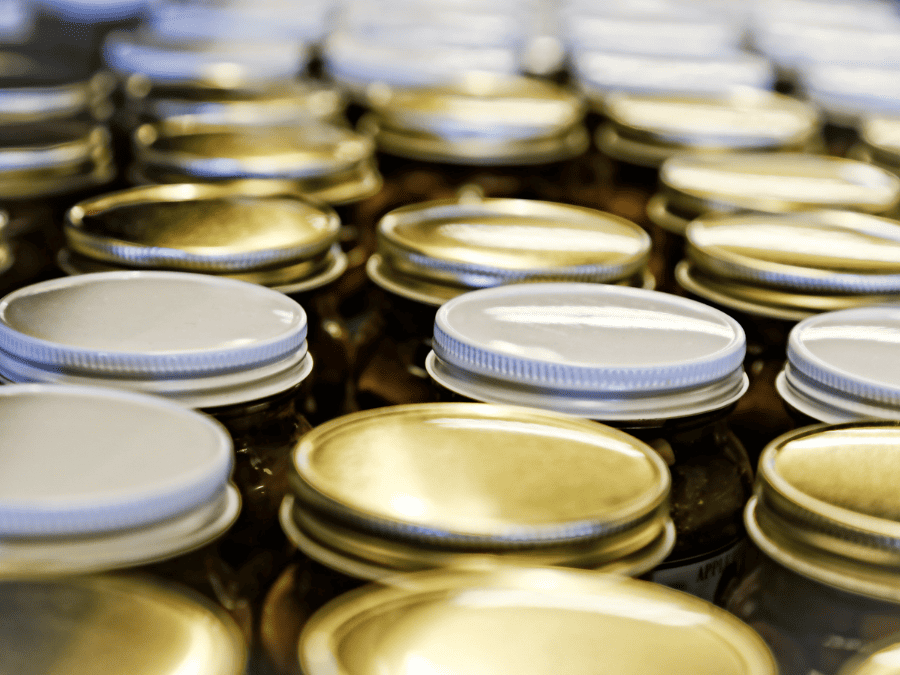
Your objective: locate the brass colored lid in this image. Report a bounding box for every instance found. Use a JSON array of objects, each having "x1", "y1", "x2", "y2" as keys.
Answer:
[
  {"x1": 367, "y1": 196, "x2": 651, "y2": 306},
  {"x1": 653, "y1": 153, "x2": 900, "y2": 234},
  {"x1": 599, "y1": 90, "x2": 820, "y2": 168},
  {"x1": 839, "y1": 640, "x2": 900, "y2": 675},
  {"x1": 300, "y1": 566, "x2": 778, "y2": 675},
  {"x1": 283, "y1": 403, "x2": 673, "y2": 578},
  {"x1": 63, "y1": 183, "x2": 345, "y2": 293},
  {"x1": 678, "y1": 210, "x2": 900, "y2": 321},
  {"x1": 860, "y1": 116, "x2": 900, "y2": 172},
  {"x1": 359, "y1": 72, "x2": 588, "y2": 165},
  {"x1": 132, "y1": 120, "x2": 382, "y2": 206},
  {"x1": 0, "y1": 575, "x2": 246, "y2": 675},
  {"x1": 747, "y1": 422, "x2": 900, "y2": 601}
]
